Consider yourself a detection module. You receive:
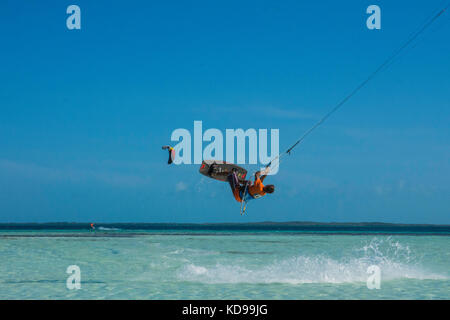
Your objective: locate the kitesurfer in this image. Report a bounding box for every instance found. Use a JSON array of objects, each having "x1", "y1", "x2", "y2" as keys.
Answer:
[
  {"x1": 227, "y1": 167, "x2": 274, "y2": 203},
  {"x1": 162, "y1": 145, "x2": 176, "y2": 164}
]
